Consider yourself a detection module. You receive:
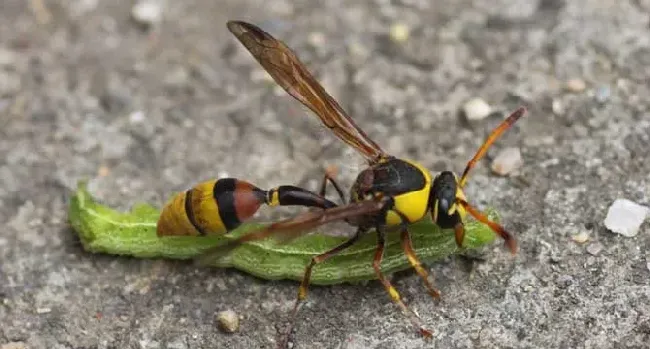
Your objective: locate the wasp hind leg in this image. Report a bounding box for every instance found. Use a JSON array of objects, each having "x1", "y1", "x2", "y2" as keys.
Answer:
[
  {"x1": 318, "y1": 165, "x2": 346, "y2": 204},
  {"x1": 279, "y1": 227, "x2": 366, "y2": 349},
  {"x1": 373, "y1": 225, "x2": 434, "y2": 339}
]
